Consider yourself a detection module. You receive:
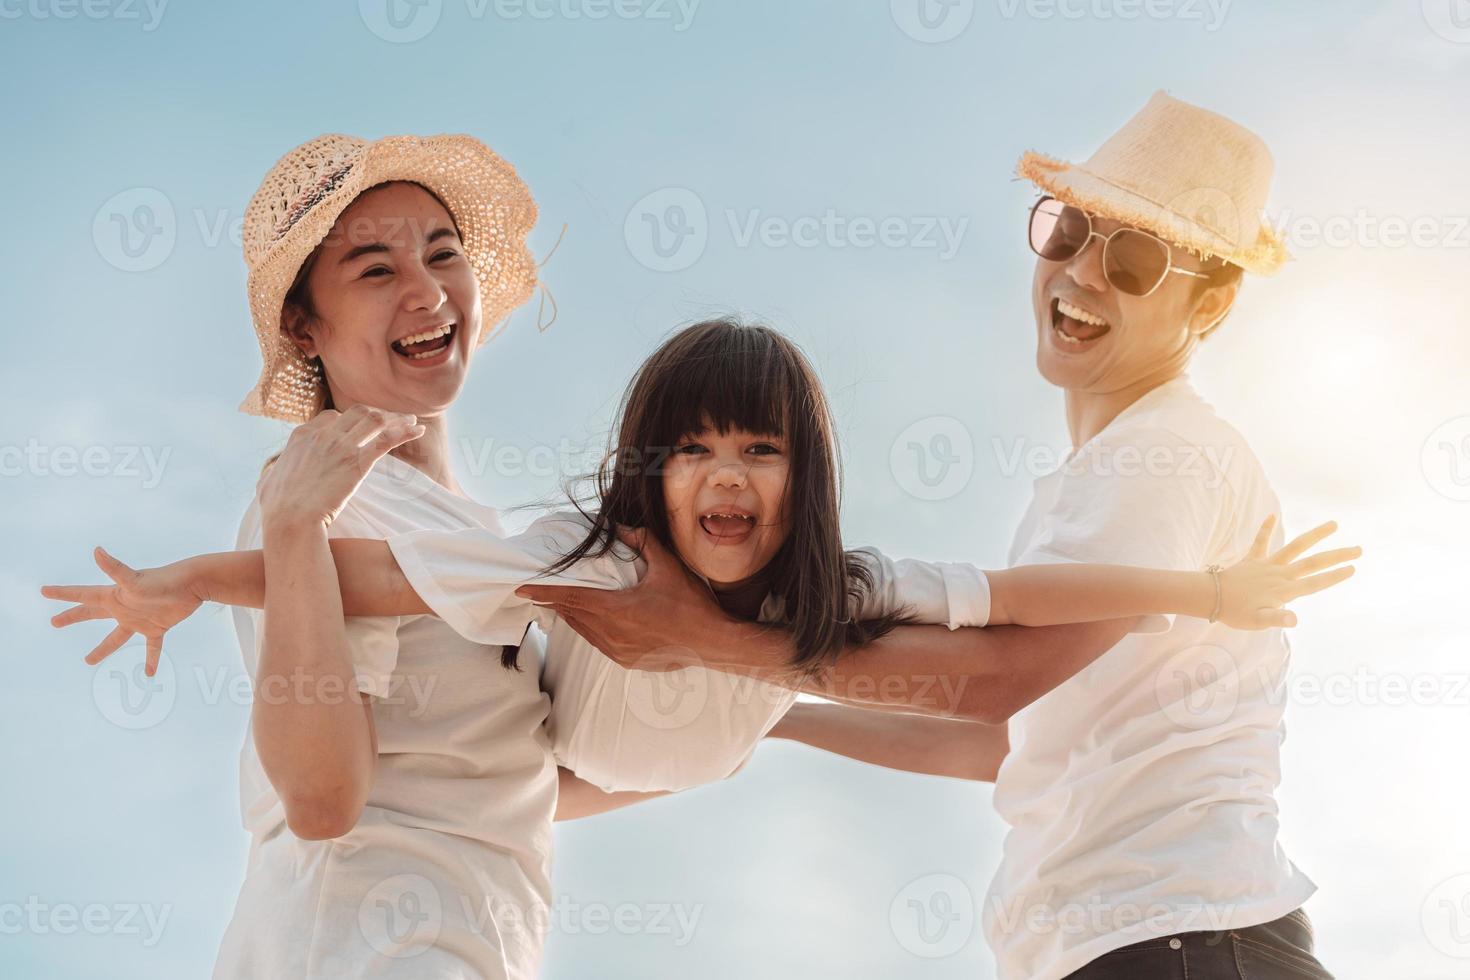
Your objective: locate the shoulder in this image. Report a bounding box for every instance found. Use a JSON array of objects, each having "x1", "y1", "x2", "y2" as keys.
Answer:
[
  {"x1": 1085, "y1": 382, "x2": 1271, "y2": 502},
  {"x1": 525, "y1": 509, "x2": 640, "y2": 586}
]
